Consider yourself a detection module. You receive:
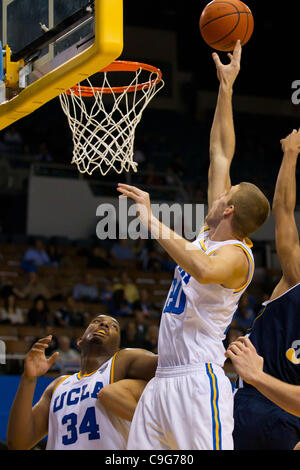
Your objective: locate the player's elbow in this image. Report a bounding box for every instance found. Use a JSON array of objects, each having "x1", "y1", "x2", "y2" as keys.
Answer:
[
  {"x1": 193, "y1": 263, "x2": 215, "y2": 284},
  {"x1": 7, "y1": 436, "x2": 31, "y2": 450}
]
